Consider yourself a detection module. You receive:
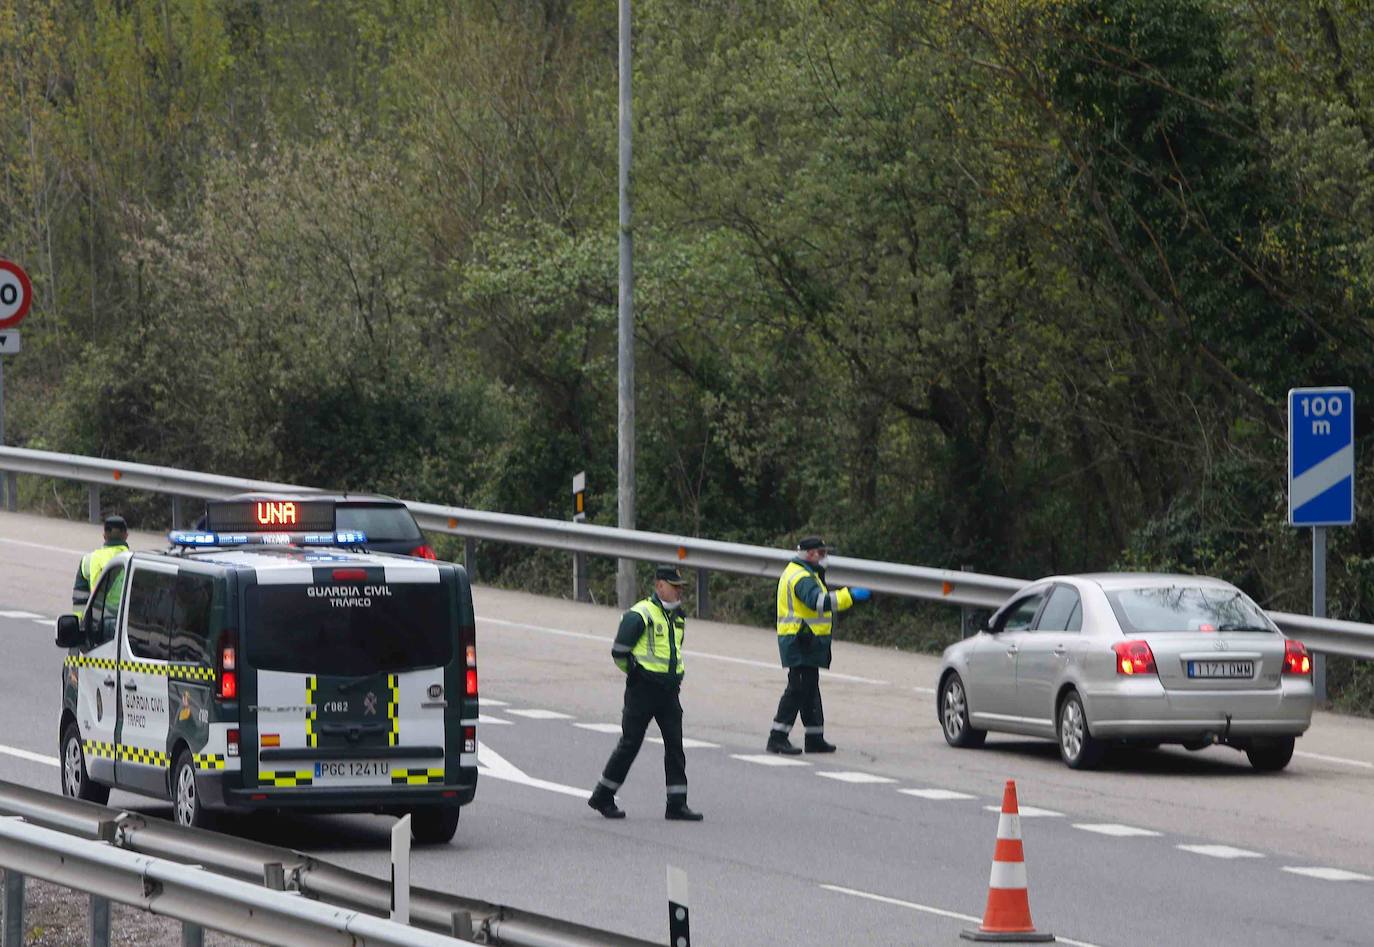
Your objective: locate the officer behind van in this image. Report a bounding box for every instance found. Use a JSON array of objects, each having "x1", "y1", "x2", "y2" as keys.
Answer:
[
  {"x1": 72, "y1": 515, "x2": 130, "y2": 616},
  {"x1": 588, "y1": 565, "x2": 703, "y2": 822}
]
